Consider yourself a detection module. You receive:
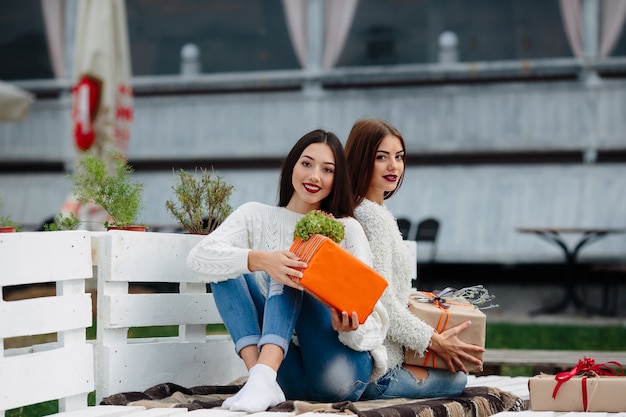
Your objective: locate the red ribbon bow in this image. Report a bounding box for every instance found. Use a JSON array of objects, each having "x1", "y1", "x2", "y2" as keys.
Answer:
[{"x1": 552, "y1": 357, "x2": 624, "y2": 411}]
